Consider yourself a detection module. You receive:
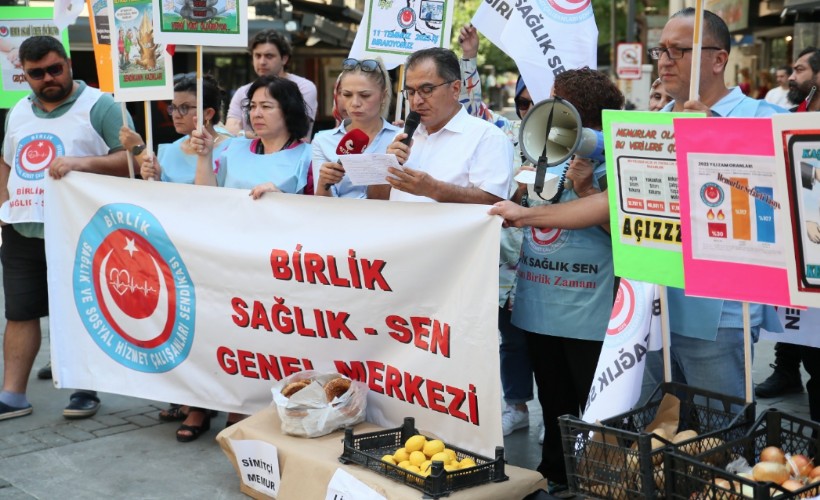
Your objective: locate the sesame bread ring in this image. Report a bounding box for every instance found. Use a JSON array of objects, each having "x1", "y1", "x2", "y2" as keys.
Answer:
[
  {"x1": 324, "y1": 377, "x2": 351, "y2": 402},
  {"x1": 281, "y1": 380, "x2": 310, "y2": 398}
]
